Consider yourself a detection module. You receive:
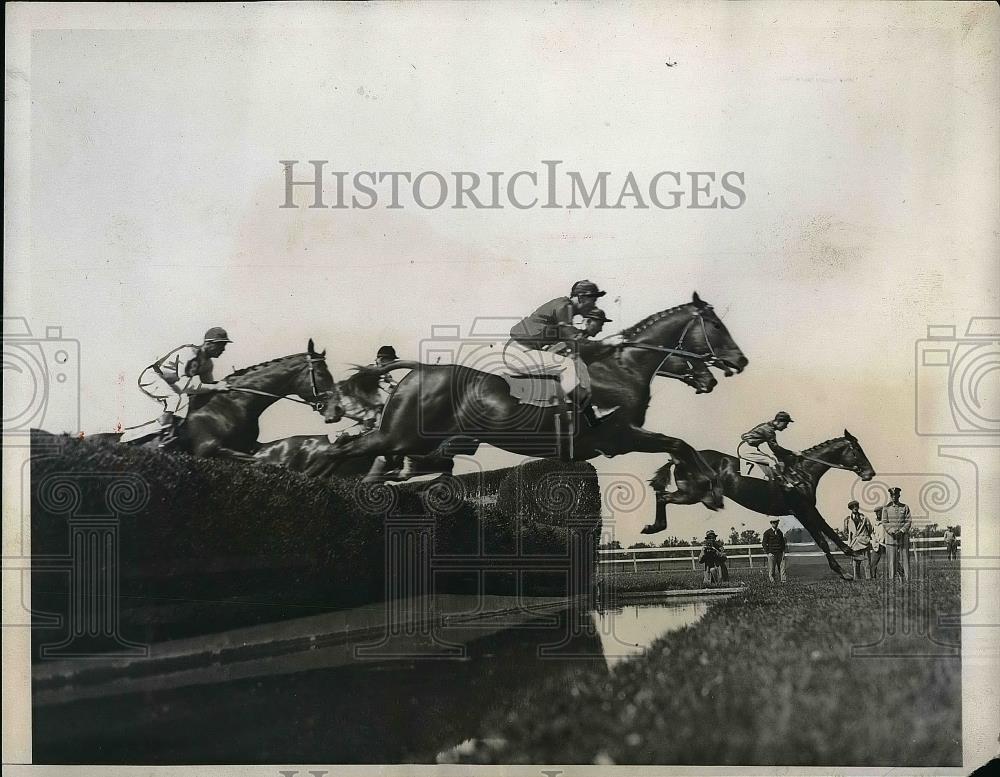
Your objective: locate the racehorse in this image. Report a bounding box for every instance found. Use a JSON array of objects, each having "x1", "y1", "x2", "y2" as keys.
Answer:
[
  {"x1": 643, "y1": 430, "x2": 877, "y2": 579},
  {"x1": 90, "y1": 340, "x2": 344, "y2": 459},
  {"x1": 315, "y1": 293, "x2": 748, "y2": 503},
  {"x1": 253, "y1": 367, "x2": 469, "y2": 479},
  {"x1": 255, "y1": 350, "x2": 719, "y2": 483}
]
